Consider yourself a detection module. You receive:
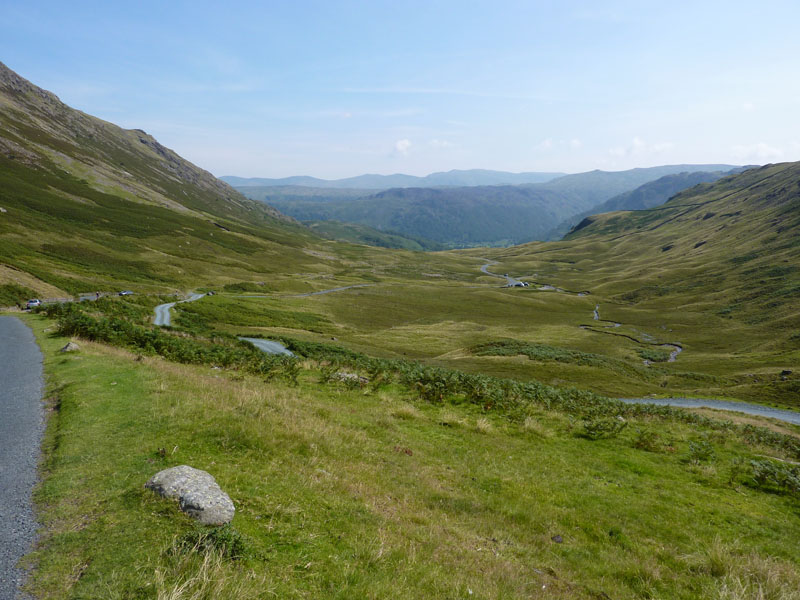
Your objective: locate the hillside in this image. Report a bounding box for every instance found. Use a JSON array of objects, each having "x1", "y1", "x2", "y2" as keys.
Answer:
[
  {"x1": 546, "y1": 168, "x2": 746, "y2": 240},
  {"x1": 0, "y1": 62, "x2": 472, "y2": 298},
  {"x1": 471, "y1": 161, "x2": 799, "y2": 404},
  {"x1": 222, "y1": 168, "x2": 565, "y2": 189},
  {"x1": 245, "y1": 164, "x2": 740, "y2": 248},
  {"x1": 305, "y1": 220, "x2": 444, "y2": 251}
]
